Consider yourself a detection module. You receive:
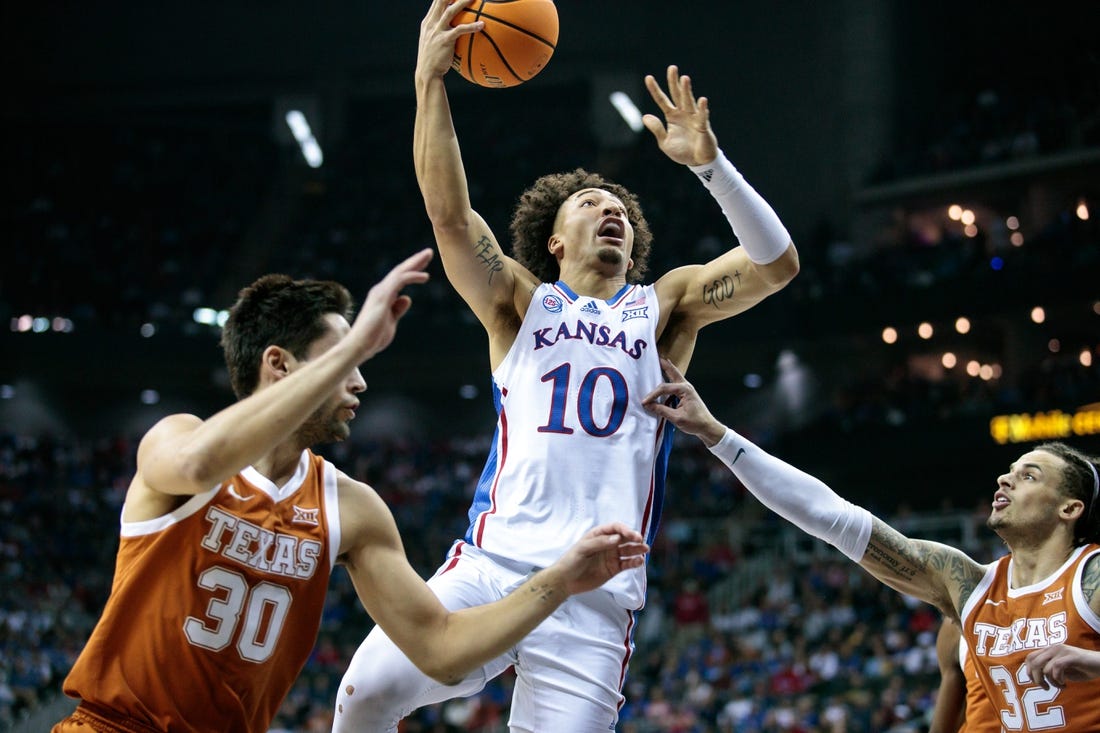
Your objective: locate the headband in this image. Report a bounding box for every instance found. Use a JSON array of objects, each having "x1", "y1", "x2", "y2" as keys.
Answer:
[{"x1": 1088, "y1": 461, "x2": 1100, "y2": 521}]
